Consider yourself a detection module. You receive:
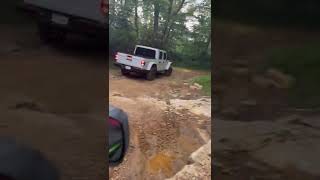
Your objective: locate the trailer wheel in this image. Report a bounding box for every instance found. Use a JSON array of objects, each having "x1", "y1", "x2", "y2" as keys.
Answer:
[{"x1": 146, "y1": 66, "x2": 157, "y2": 81}]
